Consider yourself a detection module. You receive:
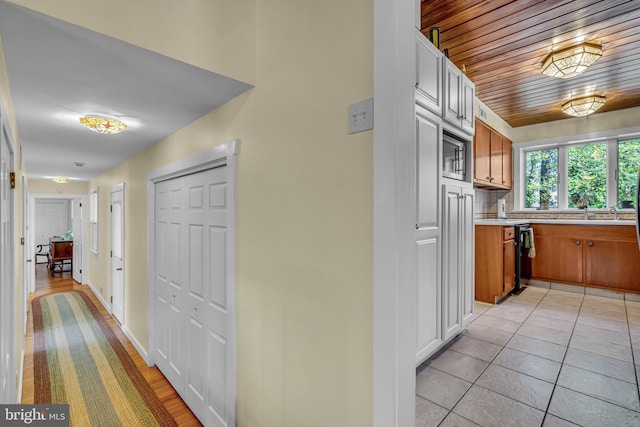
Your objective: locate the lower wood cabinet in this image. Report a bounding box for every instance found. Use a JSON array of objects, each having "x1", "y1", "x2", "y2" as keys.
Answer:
[
  {"x1": 475, "y1": 225, "x2": 515, "y2": 304},
  {"x1": 531, "y1": 224, "x2": 640, "y2": 292}
]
